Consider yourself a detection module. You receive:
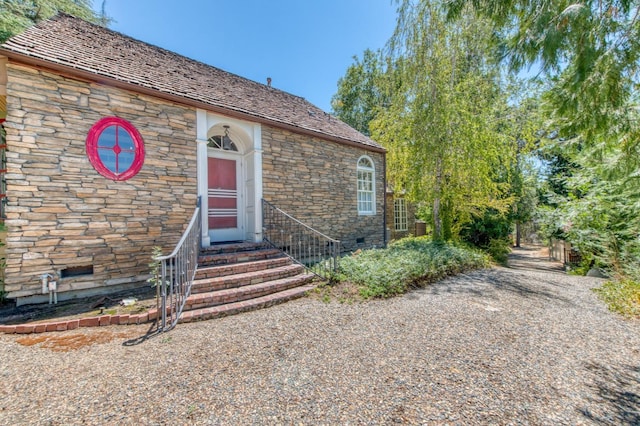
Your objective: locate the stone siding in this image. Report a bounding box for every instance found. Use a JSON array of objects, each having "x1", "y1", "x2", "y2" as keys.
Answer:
[
  {"x1": 4, "y1": 64, "x2": 197, "y2": 302},
  {"x1": 262, "y1": 126, "x2": 385, "y2": 252}
]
